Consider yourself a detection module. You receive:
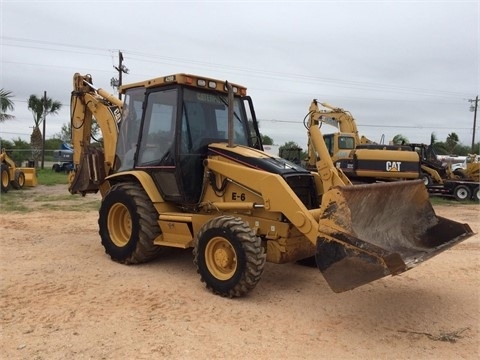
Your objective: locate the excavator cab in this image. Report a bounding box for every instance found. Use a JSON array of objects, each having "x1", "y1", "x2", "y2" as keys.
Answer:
[{"x1": 115, "y1": 80, "x2": 262, "y2": 205}]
